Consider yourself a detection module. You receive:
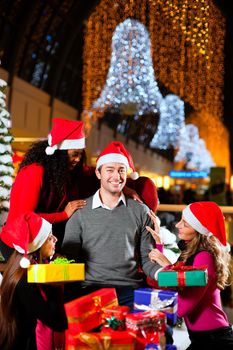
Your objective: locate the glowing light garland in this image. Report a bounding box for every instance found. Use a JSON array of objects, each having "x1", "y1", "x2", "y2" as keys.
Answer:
[{"x1": 92, "y1": 19, "x2": 162, "y2": 117}]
